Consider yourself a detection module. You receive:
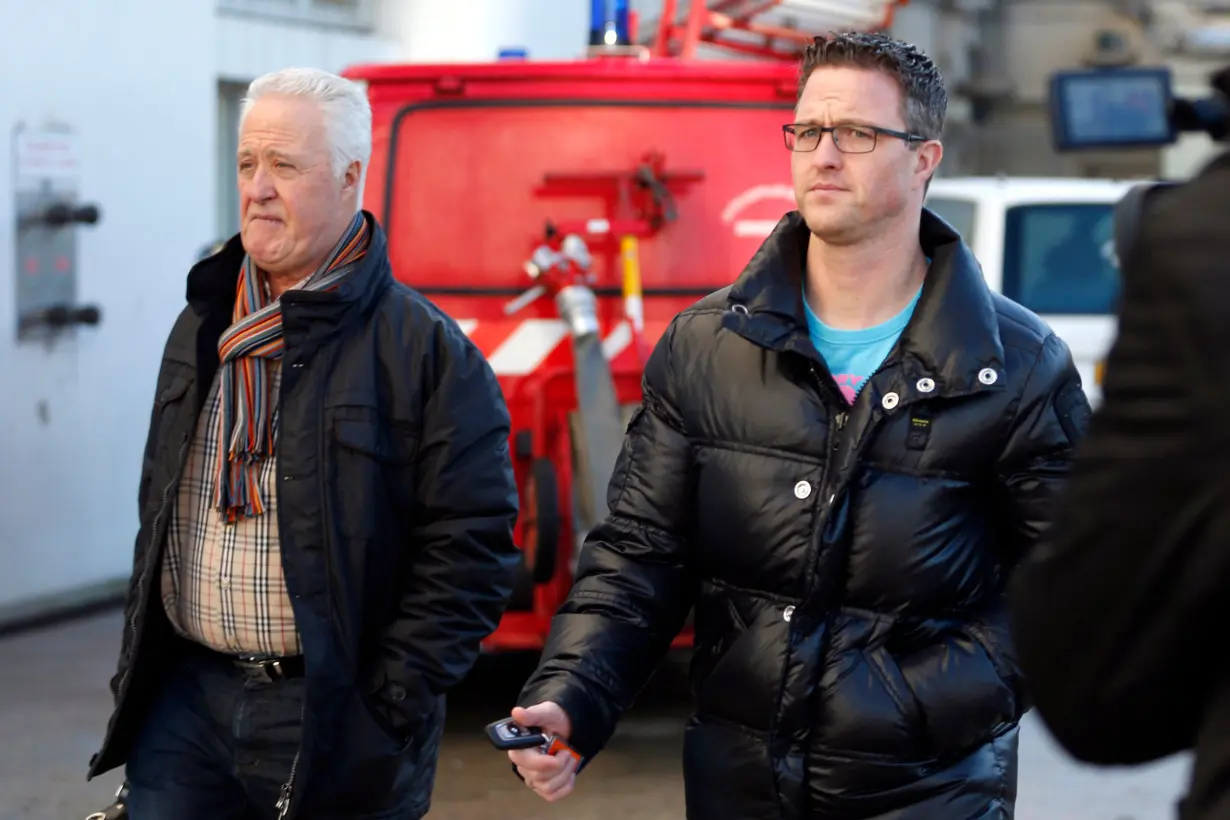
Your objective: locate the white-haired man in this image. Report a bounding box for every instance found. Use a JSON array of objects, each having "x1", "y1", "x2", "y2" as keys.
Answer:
[{"x1": 86, "y1": 67, "x2": 521, "y2": 819}]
